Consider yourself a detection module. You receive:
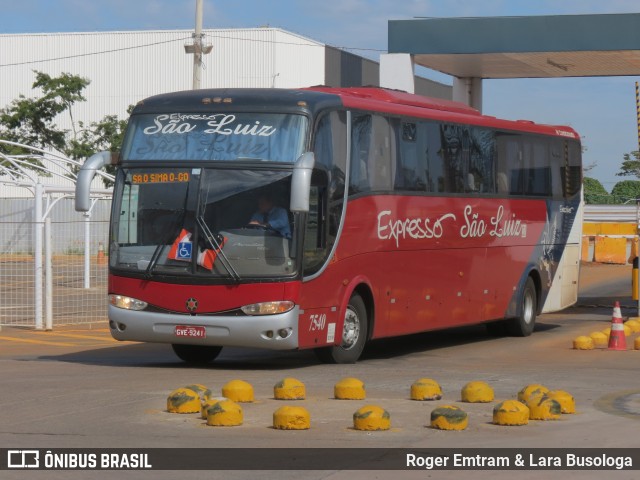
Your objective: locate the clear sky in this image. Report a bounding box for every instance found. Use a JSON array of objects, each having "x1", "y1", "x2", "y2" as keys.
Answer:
[{"x1": 3, "y1": 0, "x2": 640, "y2": 190}]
